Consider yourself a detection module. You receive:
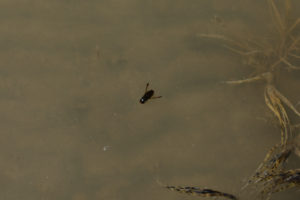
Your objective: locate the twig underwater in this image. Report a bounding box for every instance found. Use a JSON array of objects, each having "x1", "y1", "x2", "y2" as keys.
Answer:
[{"x1": 156, "y1": 179, "x2": 238, "y2": 200}]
